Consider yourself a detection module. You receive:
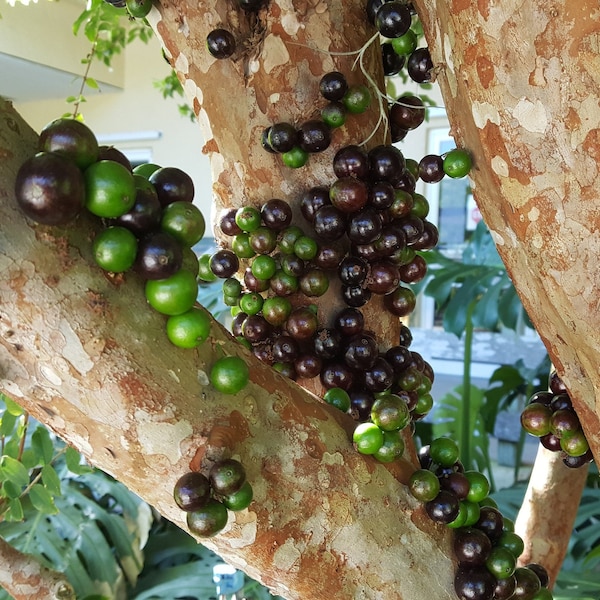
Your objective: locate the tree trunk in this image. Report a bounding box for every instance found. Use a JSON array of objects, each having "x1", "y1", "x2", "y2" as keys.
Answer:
[
  {"x1": 417, "y1": 0, "x2": 600, "y2": 459},
  {"x1": 2, "y1": 0, "x2": 599, "y2": 597}
]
